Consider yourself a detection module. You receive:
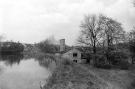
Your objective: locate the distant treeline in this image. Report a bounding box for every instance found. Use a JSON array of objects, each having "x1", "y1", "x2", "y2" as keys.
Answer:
[
  {"x1": 0, "y1": 41, "x2": 24, "y2": 54},
  {"x1": 36, "y1": 39, "x2": 60, "y2": 54},
  {"x1": 36, "y1": 38, "x2": 70, "y2": 54}
]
